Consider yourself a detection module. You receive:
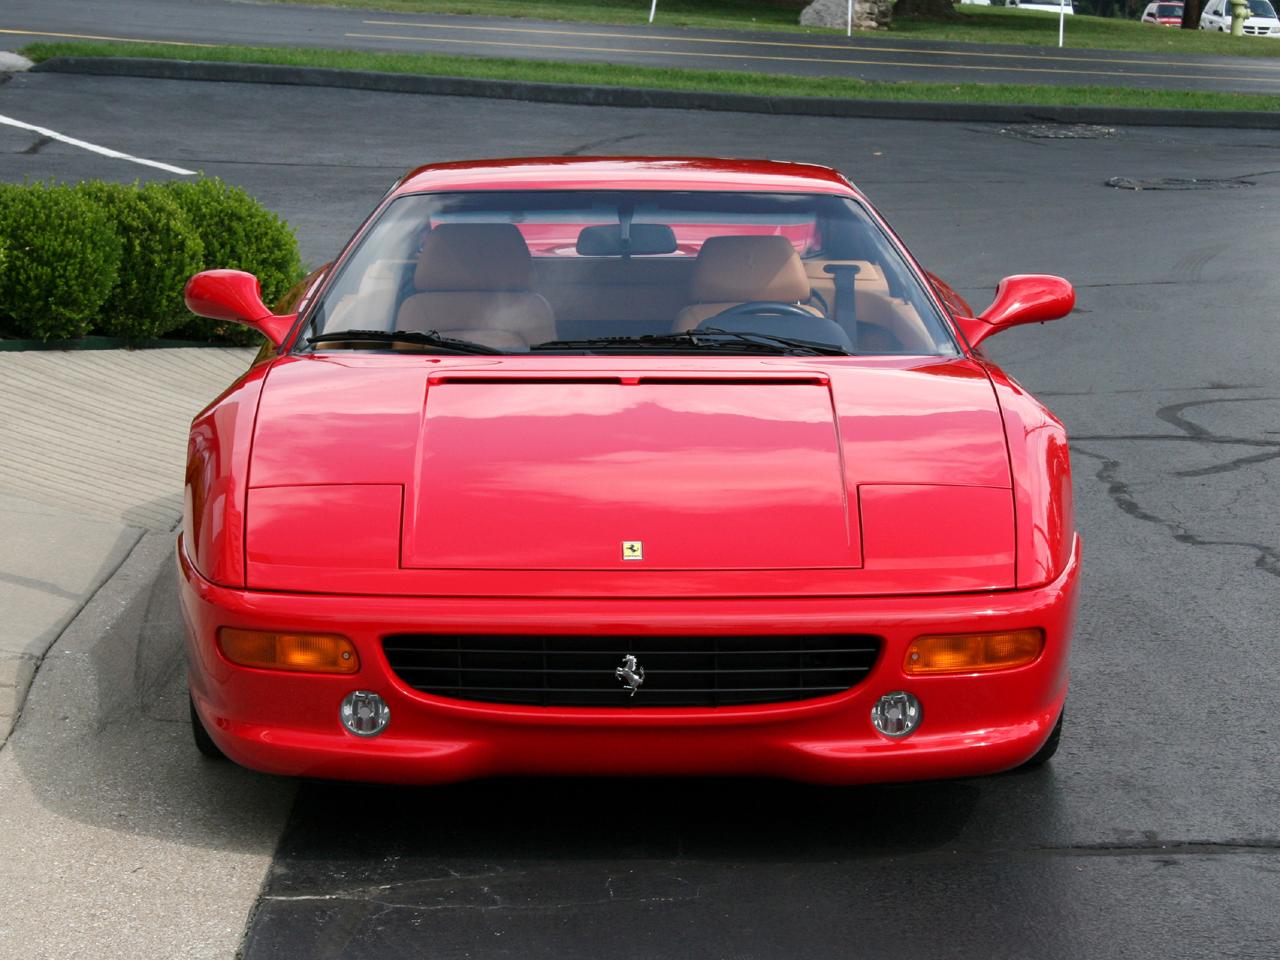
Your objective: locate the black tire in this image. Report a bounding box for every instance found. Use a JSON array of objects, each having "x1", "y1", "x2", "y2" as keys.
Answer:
[
  {"x1": 190, "y1": 694, "x2": 227, "y2": 761},
  {"x1": 1020, "y1": 708, "x2": 1063, "y2": 769}
]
